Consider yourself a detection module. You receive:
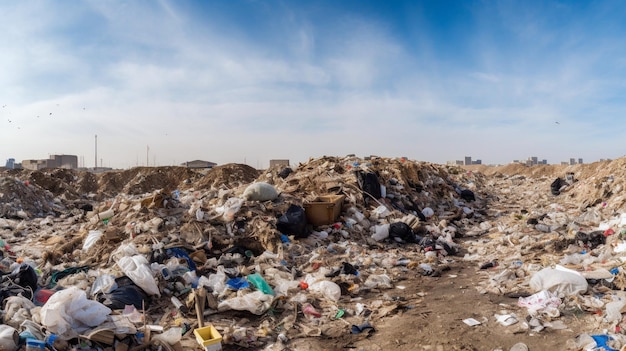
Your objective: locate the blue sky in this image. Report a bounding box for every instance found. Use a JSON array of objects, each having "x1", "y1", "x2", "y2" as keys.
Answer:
[{"x1": 1, "y1": 0, "x2": 625, "y2": 168}]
